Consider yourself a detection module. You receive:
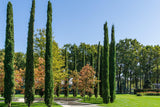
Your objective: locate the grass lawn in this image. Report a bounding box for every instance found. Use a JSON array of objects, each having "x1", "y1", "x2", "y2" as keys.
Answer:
[
  {"x1": 14, "y1": 94, "x2": 41, "y2": 98},
  {"x1": 80, "y1": 94, "x2": 160, "y2": 107},
  {"x1": 0, "y1": 98, "x2": 4, "y2": 100},
  {"x1": 0, "y1": 102, "x2": 61, "y2": 107}
]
